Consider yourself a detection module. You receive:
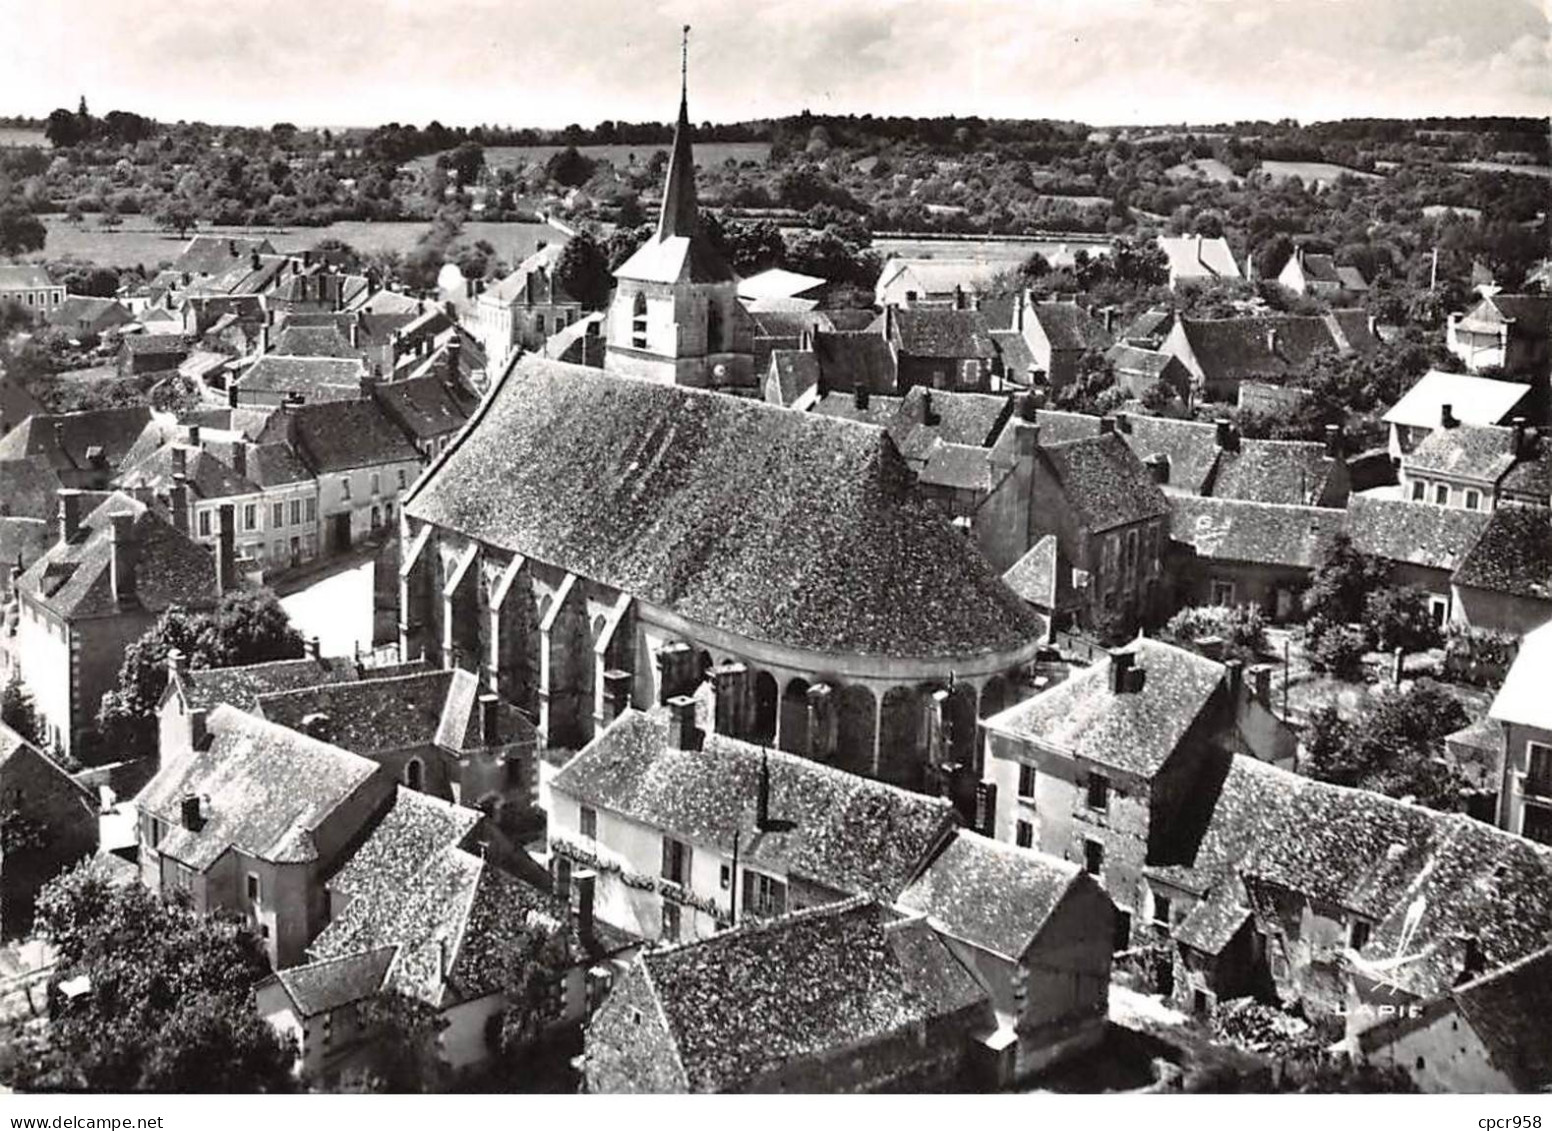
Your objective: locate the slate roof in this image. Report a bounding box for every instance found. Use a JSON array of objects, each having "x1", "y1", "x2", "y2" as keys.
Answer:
[
  {"x1": 0, "y1": 377, "x2": 41, "y2": 430},
  {"x1": 1177, "y1": 313, "x2": 1372, "y2": 386},
  {"x1": 1038, "y1": 433, "x2": 1170, "y2": 533},
  {"x1": 810, "y1": 391, "x2": 901, "y2": 427},
  {"x1": 270, "y1": 325, "x2": 359, "y2": 358},
  {"x1": 0, "y1": 458, "x2": 65, "y2": 520},
  {"x1": 1382, "y1": 370, "x2": 1531, "y2": 430},
  {"x1": 0, "y1": 406, "x2": 167, "y2": 473},
  {"x1": 1450, "y1": 504, "x2": 1552, "y2": 602},
  {"x1": 1459, "y1": 294, "x2": 1552, "y2": 339},
  {"x1": 136, "y1": 705, "x2": 379, "y2": 871},
  {"x1": 1491, "y1": 620, "x2": 1552, "y2": 732},
  {"x1": 812, "y1": 330, "x2": 898, "y2": 393},
  {"x1": 172, "y1": 235, "x2": 276, "y2": 276},
  {"x1": 18, "y1": 492, "x2": 219, "y2": 620},
  {"x1": 989, "y1": 330, "x2": 1036, "y2": 378},
  {"x1": 1116, "y1": 309, "x2": 1175, "y2": 345},
  {"x1": 1170, "y1": 495, "x2": 1345, "y2": 568},
  {"x1": 1108, "y1": 344, "x2": 1178, "y2": 379},
  {"x1": 121, "y1": 334, "x2": 187, "y2": 359},
  {"x1": 891, "y1": 388, "x2": 1010, "y2": 450},
  {"x1": 405, "y1": 359, "x2": 1044, "y2": 659},
  {"x1": 918, "y1": 443, "x2": 997, "y2": 493},
  {"x1": 1032, "y1": 409, "x2": 1103, "y2": 446},
  {"x1": 897, "y1": 830, "x2": 1084, "y2": 959},
  {"x1": 372, "y1": 374, "x2": 478, "y2": 441},
  {"x1": 737, "y1": 268, "x2": 827, "y2": 303},
  {"x1": 765, "y1": 351, "x2": 820, "y2": 408},
  {"x1": 1113, "y1": 414, "x2": 1221, "y2": 493},
  {"x1": 1345, "y1": 496, "x2": 1490, "y2": 571},
  {"x1": 1500, "y1": 437, "x2": 1552, "y2": 498},
  {"x1": 1451, "y1": 945, "x2": 1552, "y2": 1091},
  {"x1": 116, "y1": 442, "x2": 258, "y2": 501},
  {"x1": 236, "y1": 356, "x2": 365, "y2": 403},
  {"x1": 1002, "y1": 535, "x2": 1060, "y2": 607},
  {"x1": 1027, "y1": 303, "x2": 1111, "y2": 352},
  {"x1": 166, "y1": 655, "x2": 365, "y2": 713},
  {"x1": 1159, "y1": 236, "x2": 1242, "y2": 281},
  {"x1": 1405, "y1": 424, "x2": 1518, "y2": 483},
  {"x1": 1210, "y1": 440, "x2": 1342, "y2": 506},
  {"x1": 553, "y1": 710, "x2": 956, "y2": 899},
  {"x1": 591, "y1": 898, "x2": 986, "y2": 1093},
  {"x1": 271, "y1": 947, "x2": 395, "y2": 1018},
  {"x1": 985, "y1": 638, "x2": 1226, "y2": 779},
  {"x1": 615, "y1": 234, "x2": 736, "y2": 285},
  {"x1": 0, "y1": 265, "x2": 56, "y2": 290},
  {"x1": 883, "y1": 308, "x2": 996, "y2": 360},
  {"x1": 47, "y1": 295, "x2": 133, "y2": 333},
  {"x1": 280, "y1": 398, "x2": 420, "y2": 473},
  {"x1": 0, "y1": 517, "x2": 49, "y2": 583}
]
